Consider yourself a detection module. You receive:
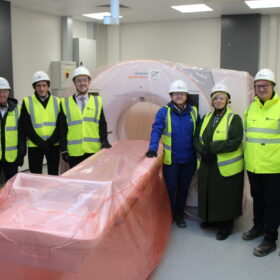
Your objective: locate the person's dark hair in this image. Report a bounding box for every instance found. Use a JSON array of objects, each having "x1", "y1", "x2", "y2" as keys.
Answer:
[{"x1": 32, "y1": 80, "x2": 50, "y2": 89}]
